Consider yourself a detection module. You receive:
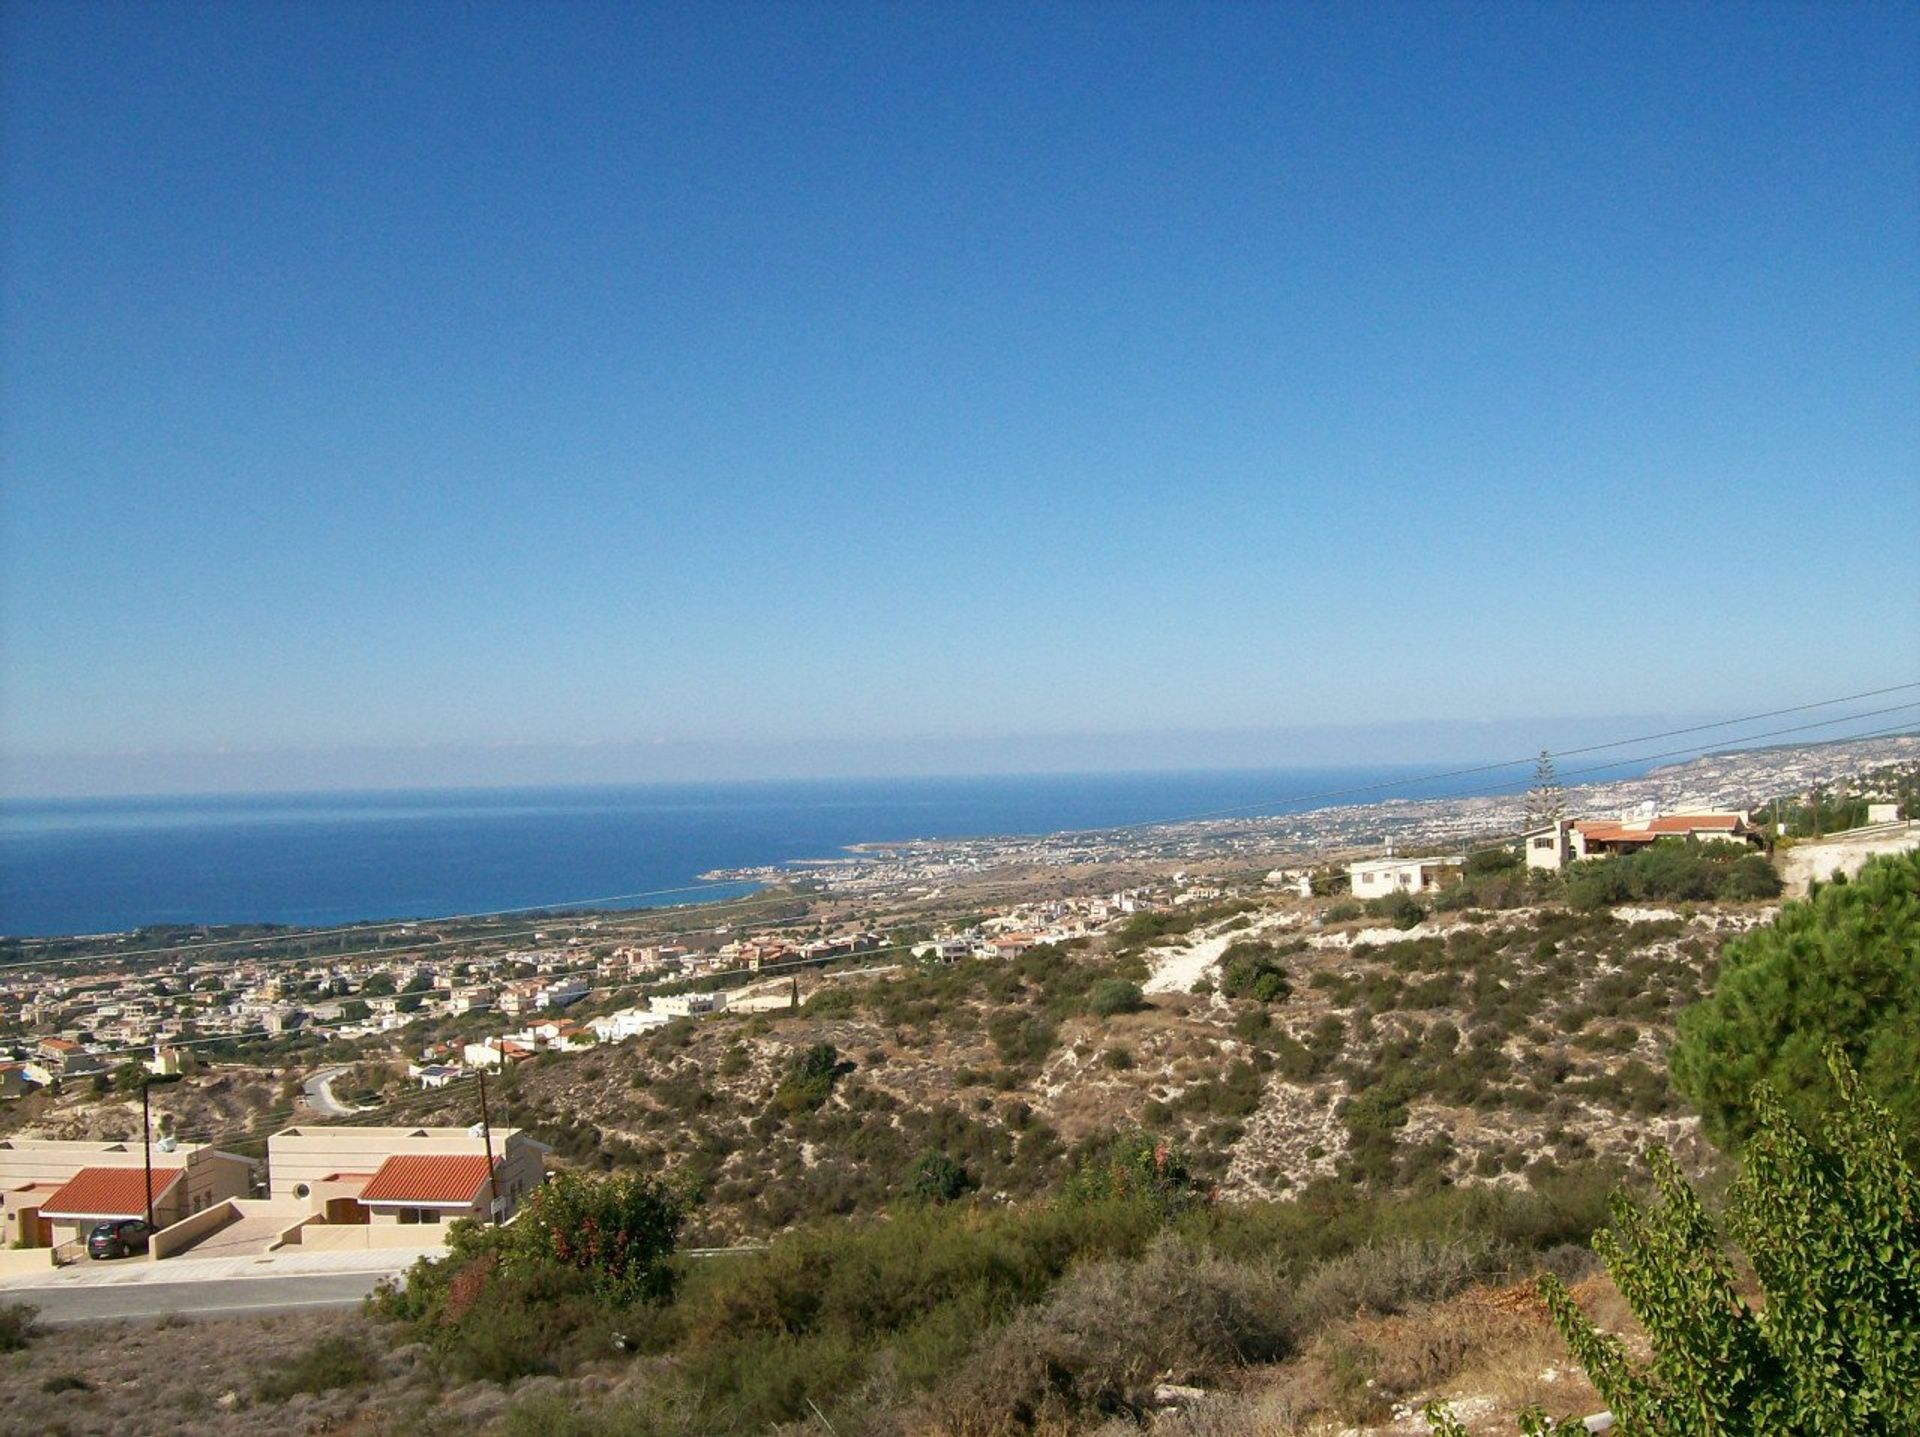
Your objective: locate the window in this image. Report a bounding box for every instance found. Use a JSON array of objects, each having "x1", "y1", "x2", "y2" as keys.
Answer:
[{"x1": 1532, "y1": 837, "x2": 1555, "y2": 850}]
